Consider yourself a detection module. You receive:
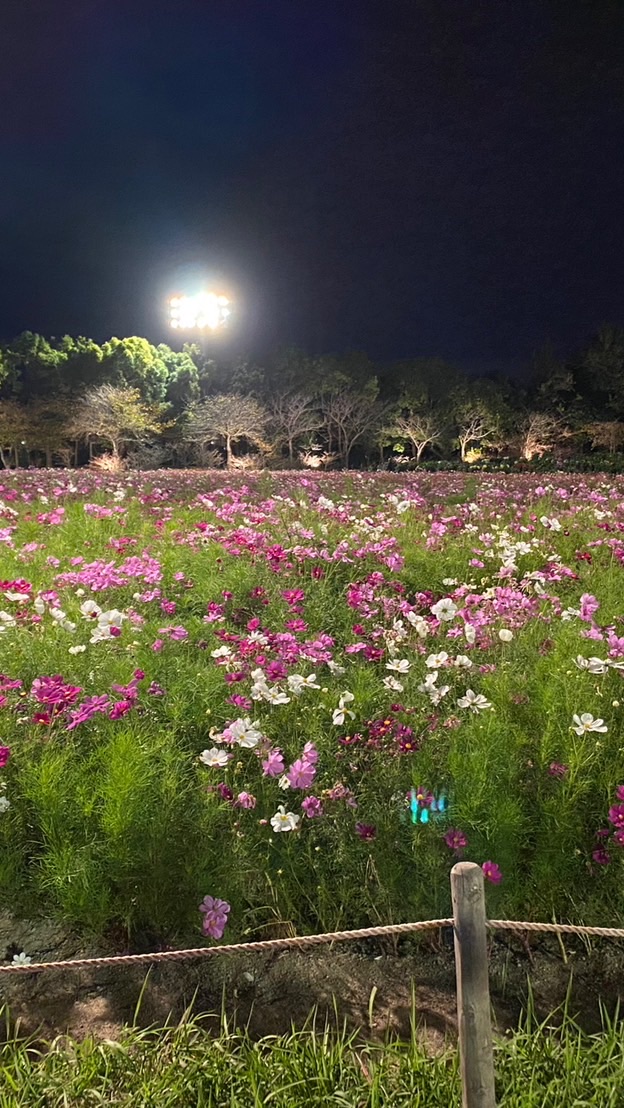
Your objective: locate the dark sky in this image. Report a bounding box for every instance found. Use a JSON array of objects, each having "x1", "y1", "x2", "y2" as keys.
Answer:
[{"x1": 2, "y1": 0, "x2": 624, "y2": 372}]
